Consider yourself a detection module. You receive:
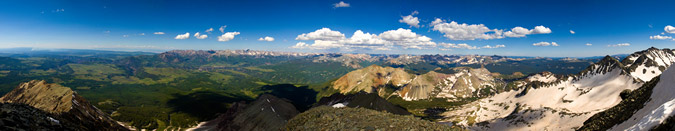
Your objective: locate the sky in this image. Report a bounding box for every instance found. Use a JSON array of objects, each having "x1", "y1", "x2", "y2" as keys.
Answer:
[{"x1": 0, "y1": 0, "x2": 674, "y2": 57}]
